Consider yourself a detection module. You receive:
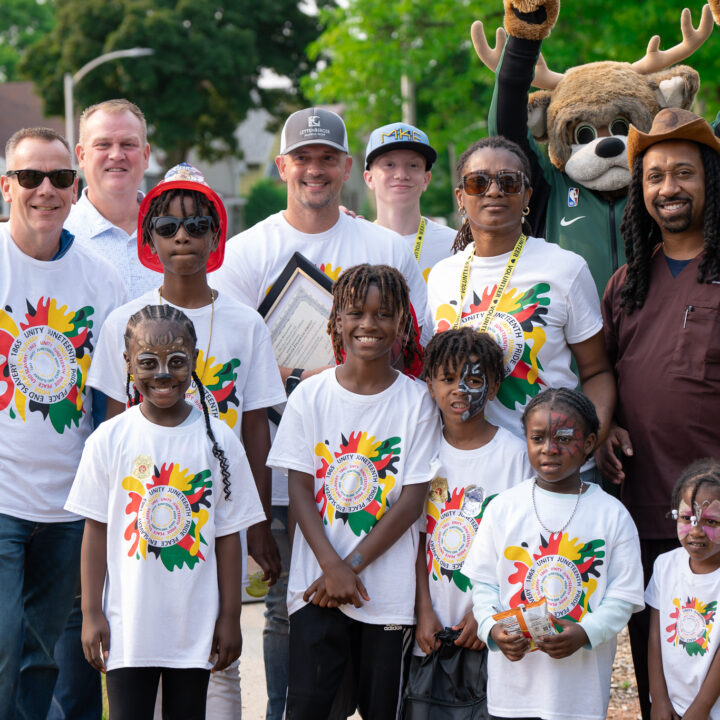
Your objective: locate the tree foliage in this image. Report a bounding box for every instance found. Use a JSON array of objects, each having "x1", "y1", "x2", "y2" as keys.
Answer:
[
  {"x1": 20, "y1": 0, "x2": 332, "y2": 166},
  {"x1": 243, "y1": 177, "x2": 286, "y2": 227},
  {"x1": 0, "y1": 0, "x2": 55, "y2": 82}
]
